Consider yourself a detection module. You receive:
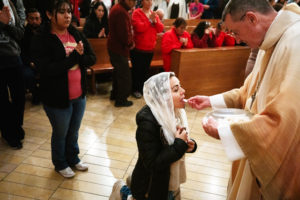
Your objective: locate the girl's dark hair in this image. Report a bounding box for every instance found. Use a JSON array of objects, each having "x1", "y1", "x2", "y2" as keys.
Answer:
[
  {"x1": 173, "y1": 17, "x2": 187, "y2": 28},
  {"x1": 88, "y1": 1, "x2": 108, "y2": 23},
  {"x1": 0, "y1": 0, "x2": 4, "y2": 10},
  {"x1": 193, "y1": 21, "x2": 211, "y2": 38},
  {"x1": 46, "y1": 0, "x2": 72, "y2": 23}
]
